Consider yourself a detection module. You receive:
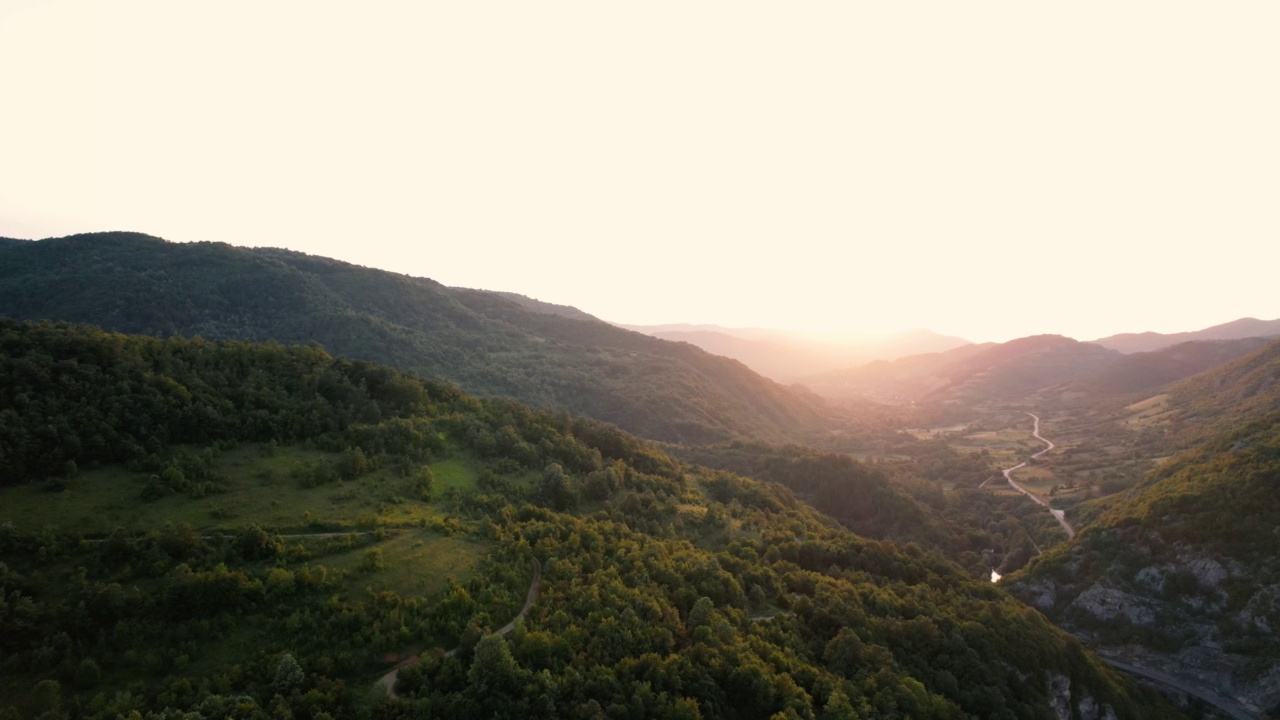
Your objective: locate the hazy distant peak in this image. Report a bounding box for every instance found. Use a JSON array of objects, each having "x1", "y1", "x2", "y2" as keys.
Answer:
[
  {"x1": 991, "y1": 333, "x2": 1099, "y2": 352},
  {"x1": 617, "y1": 322, "x2": 971, "y2": 382},
  {"x1": 1093, "y1": 317, "x2": 1280, "y2": 354}
]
